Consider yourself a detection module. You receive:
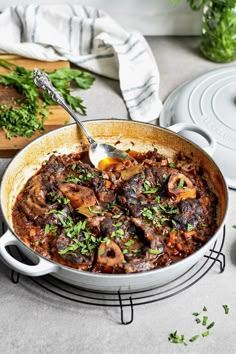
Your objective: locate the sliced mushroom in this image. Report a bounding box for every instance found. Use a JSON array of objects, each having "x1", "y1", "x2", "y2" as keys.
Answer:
[
  {"x1": 59, "y1": 182, "x2": 97, "y2": 208},
  {"x1": 97, "y1": 239, "x2": 124, "y2": 266},
  {"x1": 168, "y1": 172, "x2": 197, "y2": 201}
]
